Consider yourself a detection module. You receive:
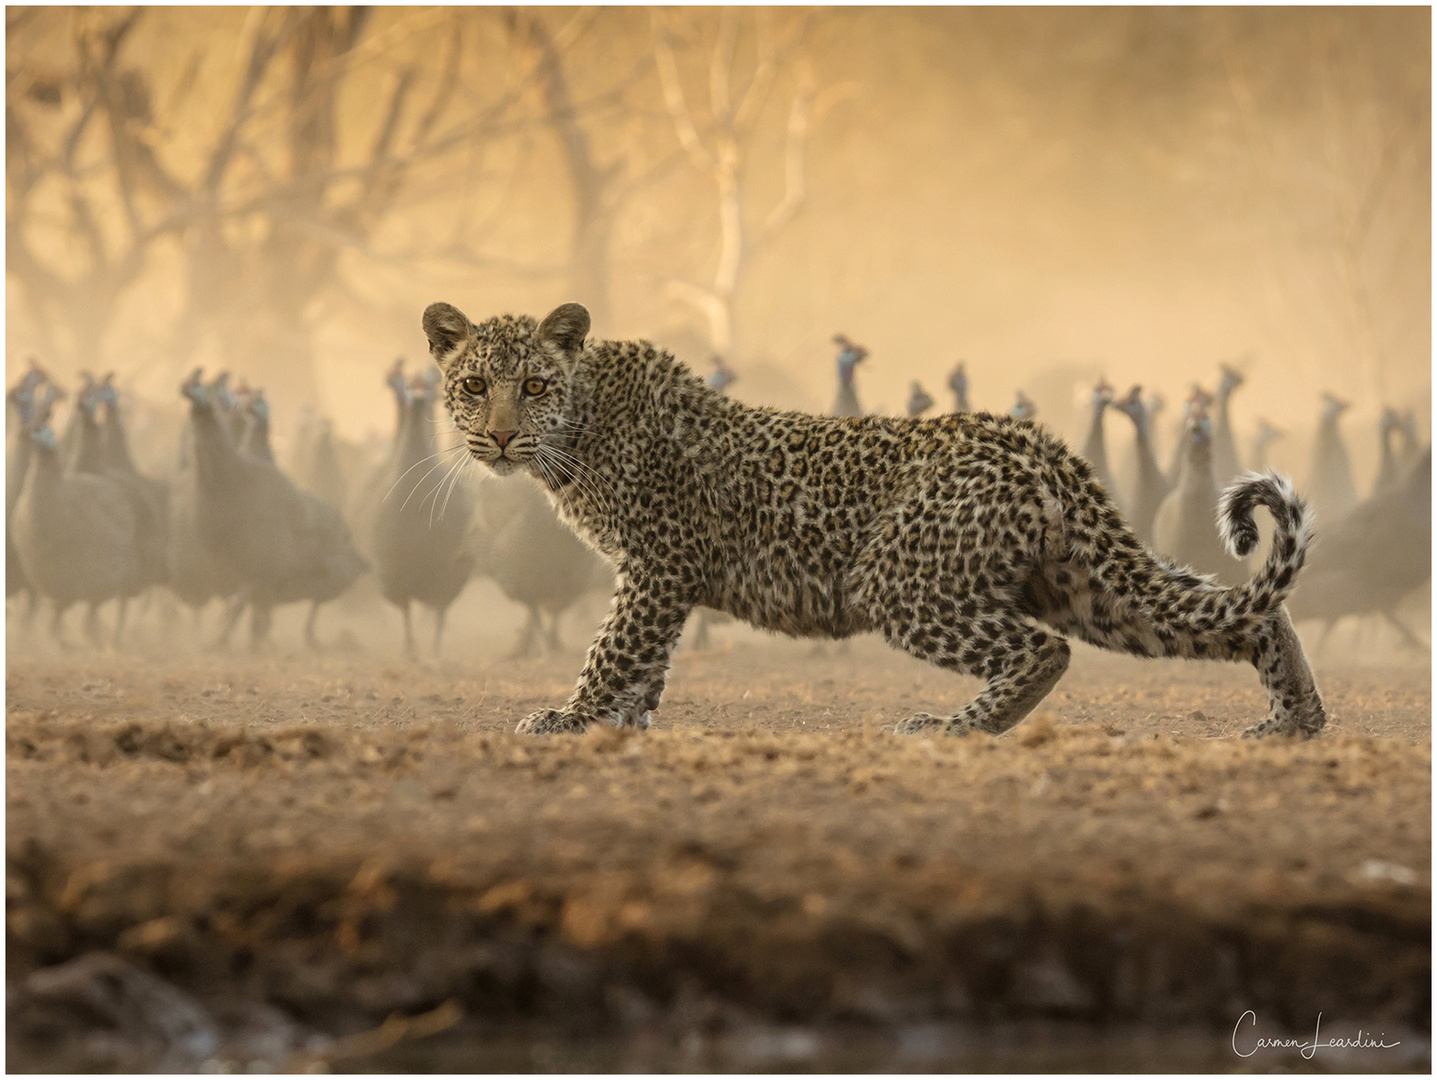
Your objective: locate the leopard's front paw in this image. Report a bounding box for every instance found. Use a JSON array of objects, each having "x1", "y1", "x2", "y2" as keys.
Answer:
[{"x1": 515, "y1": 708, "x2": 591, "y2": 735}]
